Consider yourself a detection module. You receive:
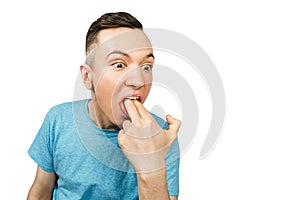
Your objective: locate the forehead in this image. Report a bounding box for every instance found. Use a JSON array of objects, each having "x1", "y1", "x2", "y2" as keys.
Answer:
[{"x1": 95, "y1": 27, "x2": 153, "y2": 56}]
